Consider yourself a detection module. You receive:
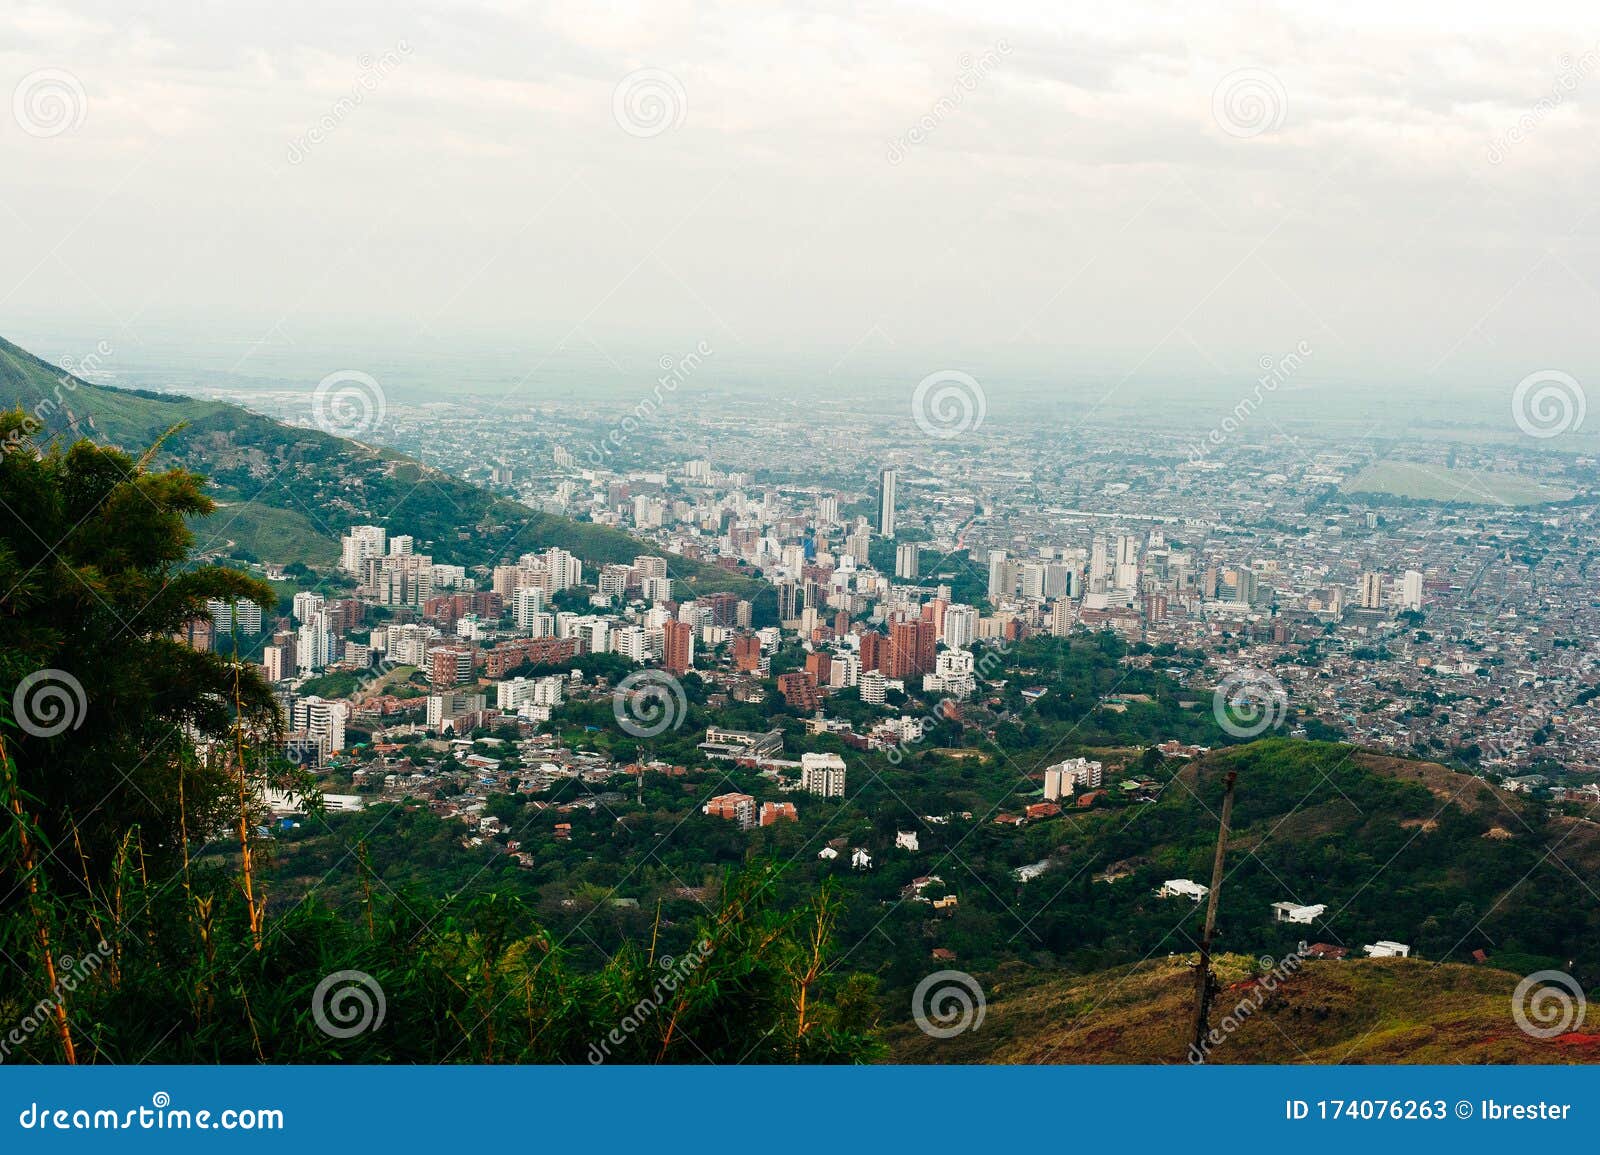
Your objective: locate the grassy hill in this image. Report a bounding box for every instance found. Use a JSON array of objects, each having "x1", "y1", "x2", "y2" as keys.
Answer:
[
  {"x1": 0, "y1": 334, "x2": 765, "y2": 605},
  {"x1": 887, "y1": 953, "x2": 1600, "y2": 1063}
]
